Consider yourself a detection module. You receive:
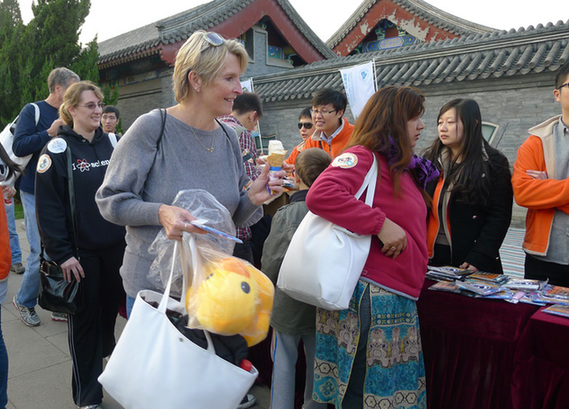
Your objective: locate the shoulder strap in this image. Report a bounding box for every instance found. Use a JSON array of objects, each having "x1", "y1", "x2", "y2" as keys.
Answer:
[
  {"x1": 39, "y1": 146, "x2": 80, "y2": 263},
  {"x1": 354, "y1": 154, "x2": 378, "y2": 206},
  {"x1": 157, "y1": 108, "x2": 167, "y2": 148},
  {"x1": 31, "y1": 103, "x2": 40, "y2": 125},
  {"x1": 66, "y1": 147, "x2": 80, "y2": 259},
  {"x1": 215, "y1": 118, "x2": 233, "y2": 142},
  {"x1": 108, "y1": 132, "x2": 118, "y2": 148}
]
